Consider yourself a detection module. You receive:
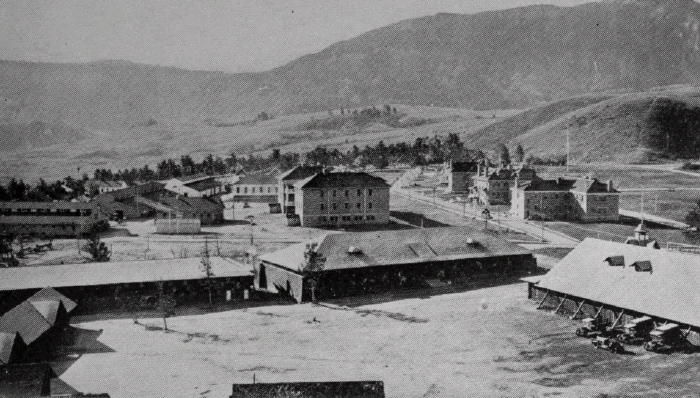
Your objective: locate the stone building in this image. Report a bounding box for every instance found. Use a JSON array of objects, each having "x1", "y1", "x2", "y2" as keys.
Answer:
[
  {"x1": 293, "y1": 172, "x2": 390, "y2": 227},
  {"x1": 510, "y1": 176, "x2": 619, "y2": 222},
  {"x1": 445, "y1": 161, "x2": 478, "y2": 193},
  {"x1": 470, "y1": 164, "x2": 536, "y2": 205},
  {"x1": 277, "y1": 165, "x2": 324, "y2": 214}
]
